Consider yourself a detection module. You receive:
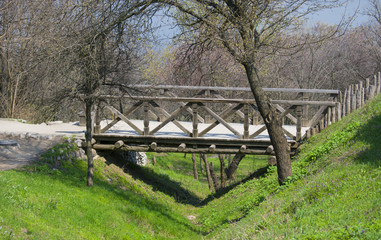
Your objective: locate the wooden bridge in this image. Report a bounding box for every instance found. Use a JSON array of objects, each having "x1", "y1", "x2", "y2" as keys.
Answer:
[{"x1": 89, "y1": 84, "x2": 346, "y2": 156}]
